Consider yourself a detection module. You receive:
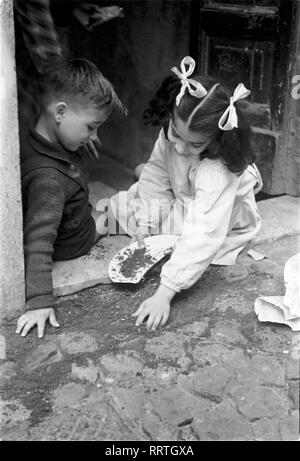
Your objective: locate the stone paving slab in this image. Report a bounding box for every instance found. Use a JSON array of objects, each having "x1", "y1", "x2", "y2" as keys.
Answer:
[
  {"x1": 2, "y1": 324, "x2": 298, "y2": 440},
  {"x1": 0, "y1": 334, "x2": 6, "y2": 360}
]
